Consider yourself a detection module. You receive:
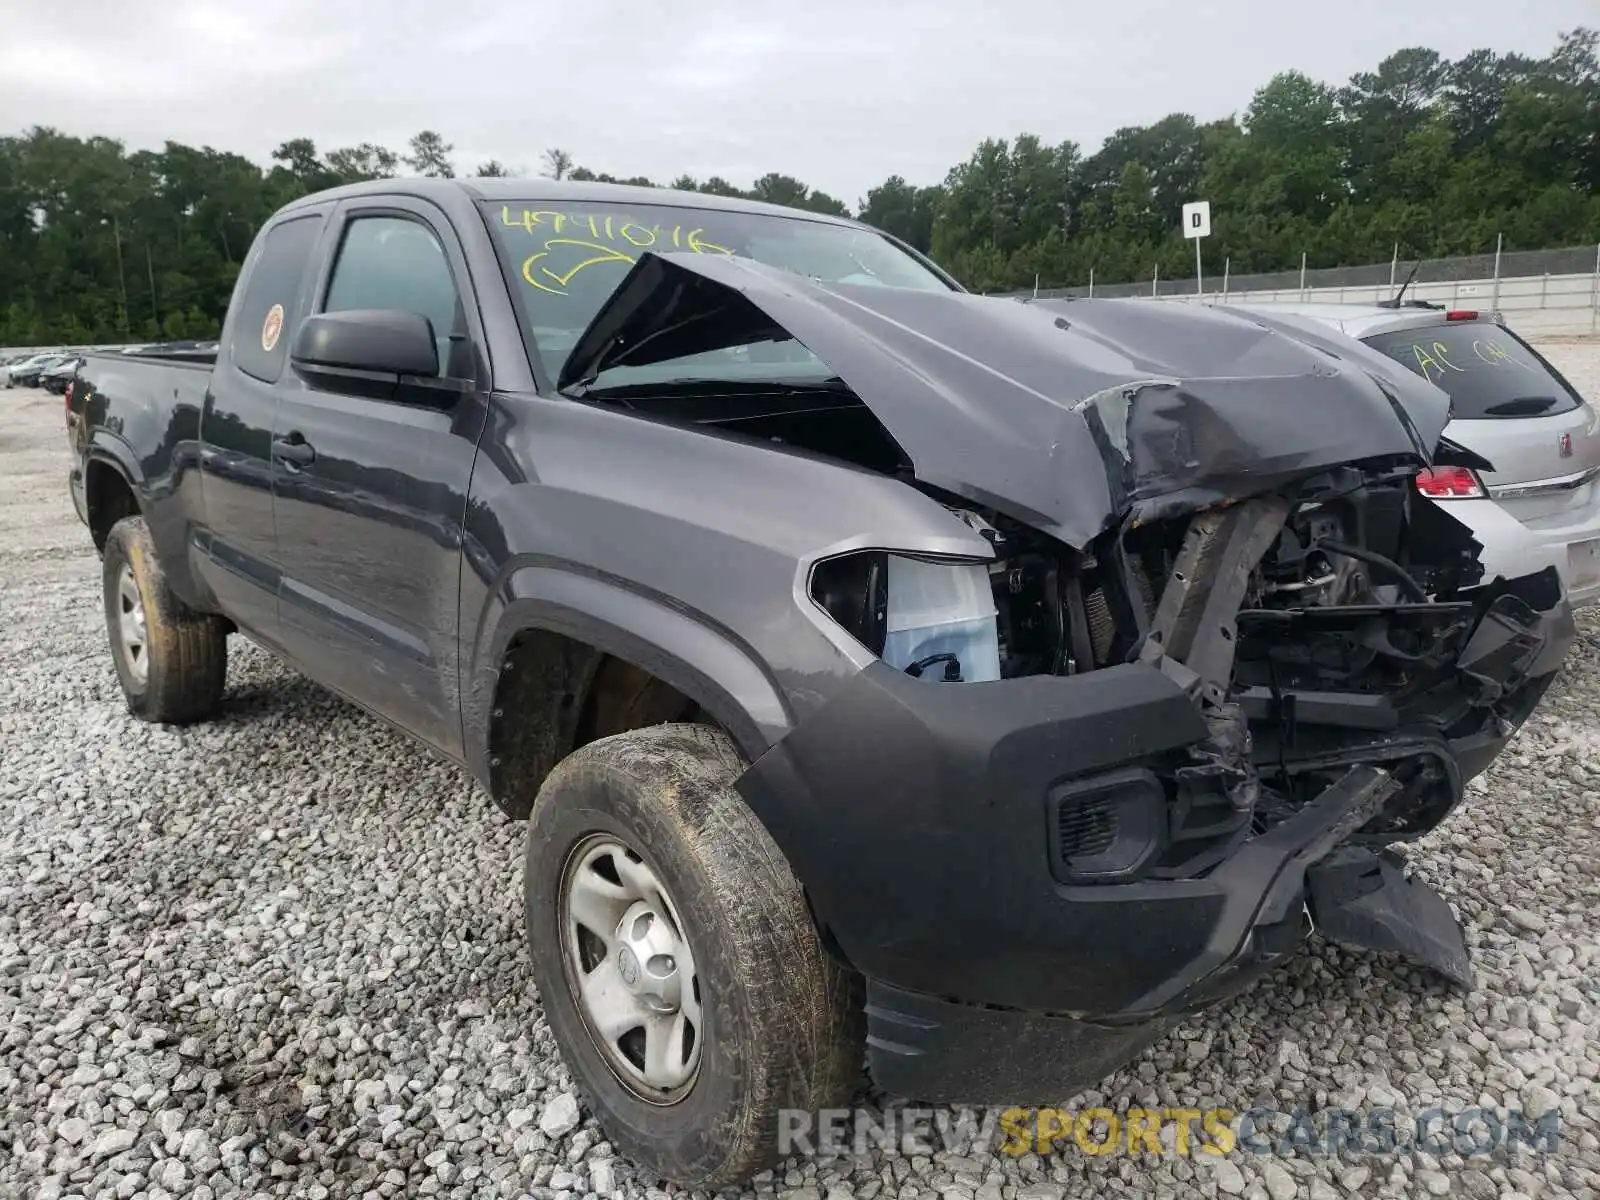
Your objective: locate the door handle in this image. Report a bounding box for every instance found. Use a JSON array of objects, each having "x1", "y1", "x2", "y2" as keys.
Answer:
[{"x1": 272, "y1": 434, "x2": 315, "y2": 467}]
